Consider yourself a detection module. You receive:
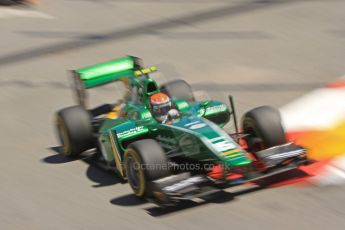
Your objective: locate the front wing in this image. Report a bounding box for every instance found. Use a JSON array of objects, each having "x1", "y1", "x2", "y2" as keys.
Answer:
[{"x1": 149, "y1": 144, "x2": 308, "y2": 206}]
